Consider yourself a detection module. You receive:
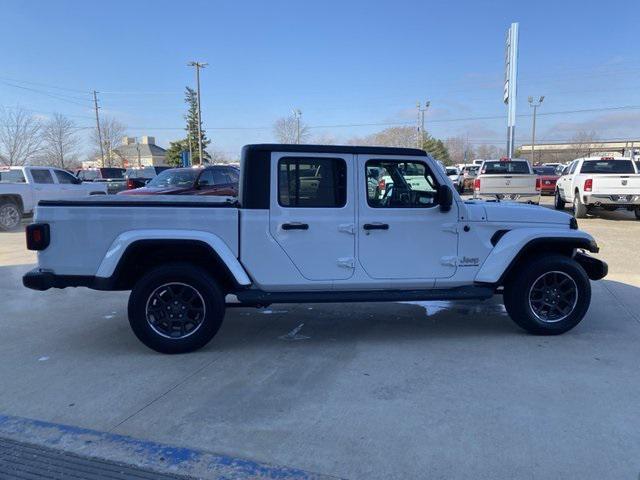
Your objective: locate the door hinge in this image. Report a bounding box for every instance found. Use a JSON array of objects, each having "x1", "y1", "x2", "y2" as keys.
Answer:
[
  {"x1": 337, "y1": 257, "x2": 355, "y2": 268},
  {"x1": 338, "y1": 223, "x2": 355, "y2": 235},
  {"x1": 441, "y1": 223, "x2": 459, "y2": 234},
  {"x1": 440, "y1": 256, "x2": 458, "y2": 267}
]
